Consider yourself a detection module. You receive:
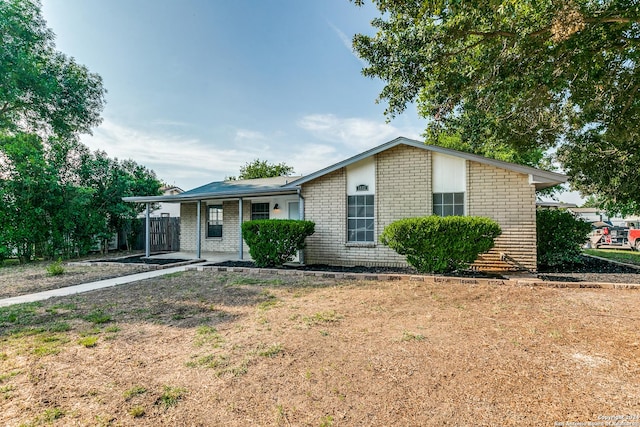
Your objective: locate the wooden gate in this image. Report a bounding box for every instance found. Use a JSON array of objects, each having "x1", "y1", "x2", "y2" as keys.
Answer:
[{"x1": 134, "y1": 217, "x2": 180, "y2": 252}]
